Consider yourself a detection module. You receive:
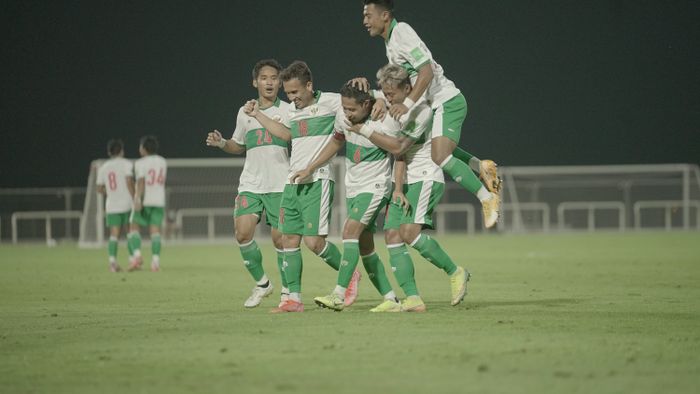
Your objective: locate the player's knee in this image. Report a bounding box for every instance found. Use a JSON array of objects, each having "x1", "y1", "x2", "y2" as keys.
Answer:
[
  {"x1": 431, "y1": 149, "x2": 449, "y2": 166},
  {"x1": 359, "y1": 244, "x2": 375, "y2": 256},
  {"x1": 235, "y1": 232, "x2": 252, "y2": 244},
  {"x1": 384, "y1": 229, "x2": 402, "y2": 245},
  {"x1": 282, "y1": 234, "x2": 302, "y2": 249},
  {"x1": 303, "y1": 236, "x2": 326, "y2": 254},
  {"x1": 399, "y1": 227, "x2": 420, "y2": 245}
]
